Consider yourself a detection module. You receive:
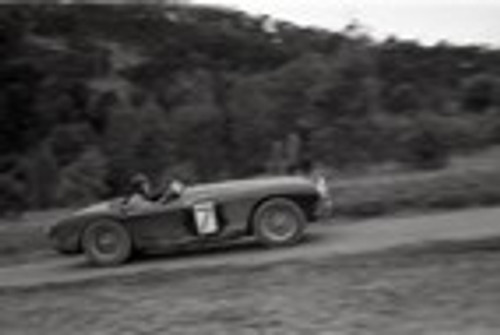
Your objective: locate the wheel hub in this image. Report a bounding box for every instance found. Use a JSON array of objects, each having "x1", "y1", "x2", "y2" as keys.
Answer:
[
  {"x1": 262, "y1": 210, "x2": 297, "y2": 241},
  {"x1": 95, "y1": 229, "x2": 119, "y2": 254}
]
